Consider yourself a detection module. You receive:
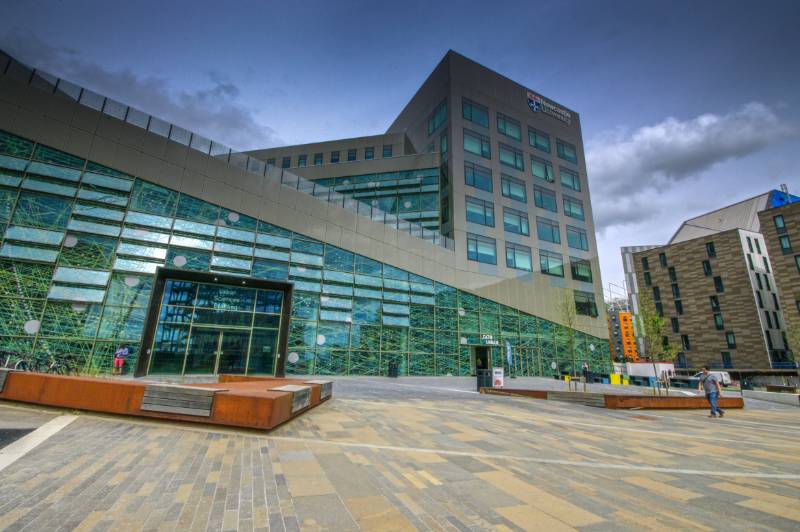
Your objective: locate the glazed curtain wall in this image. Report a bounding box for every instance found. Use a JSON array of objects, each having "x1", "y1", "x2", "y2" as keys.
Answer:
[{"x1": 0, "y1": 130, "x2": 611, "y2": 375}]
